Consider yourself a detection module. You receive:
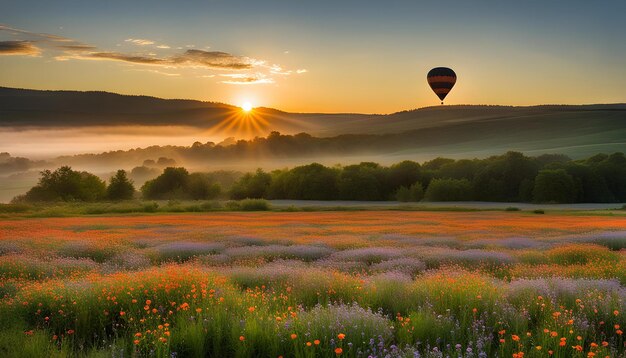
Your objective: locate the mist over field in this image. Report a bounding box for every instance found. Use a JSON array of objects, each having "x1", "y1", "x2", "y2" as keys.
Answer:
[{"x1": 1, "y1": 87, "x2": 625, "y2": 202}]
